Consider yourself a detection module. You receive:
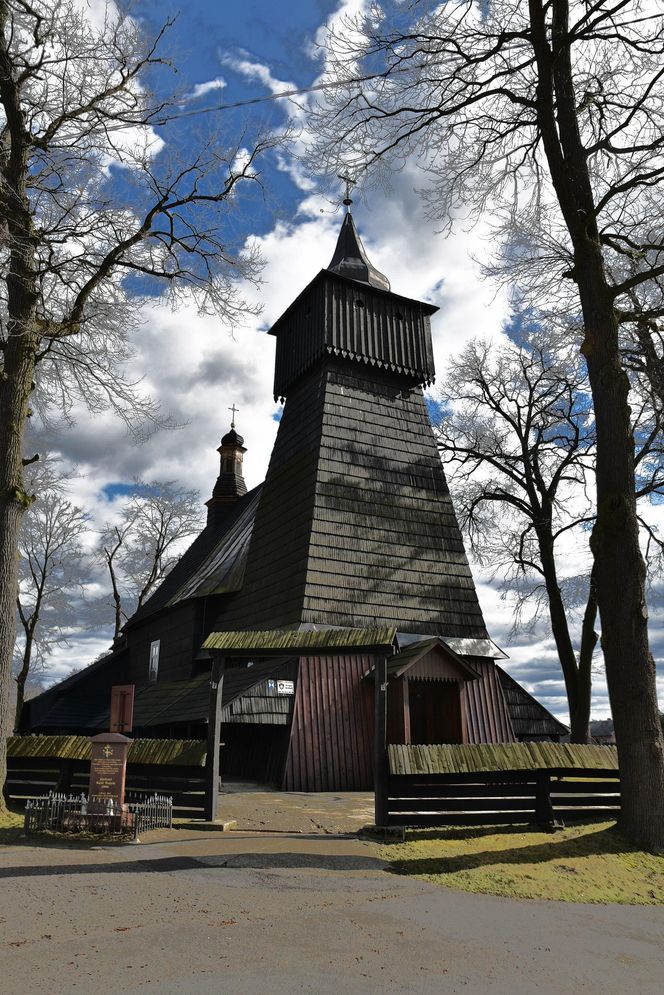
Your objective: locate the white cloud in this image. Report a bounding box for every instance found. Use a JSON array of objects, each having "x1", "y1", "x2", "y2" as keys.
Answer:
[
  {"x1": 45, "y1": 636, "x2": 115, "y2": 685},
  {"x1": 217, "y1": 51, "x2": 310, "y2": 127},
  {"x1": 186, "y1": 77, "x2": 227, "y2": 101},
  {"x1": 219, "y1": 51, "x2": 291, "y2": 94}
]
